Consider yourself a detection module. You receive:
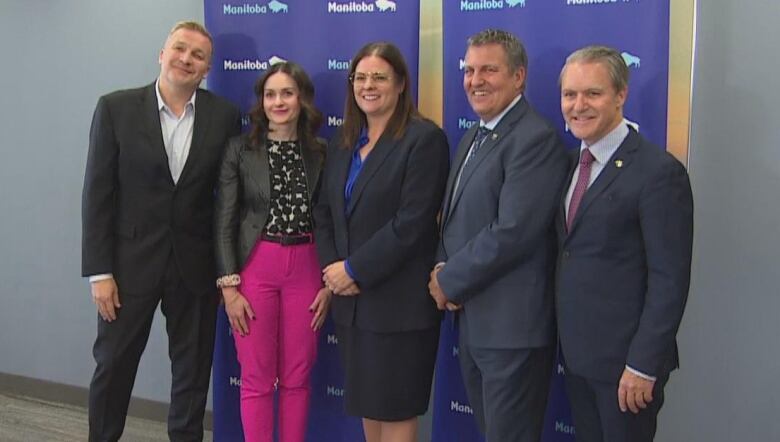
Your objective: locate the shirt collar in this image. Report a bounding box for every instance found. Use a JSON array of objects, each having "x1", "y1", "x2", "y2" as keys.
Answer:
[
  {"x1": 481, "y1": 93, "x2": 523, "y2": 130},
  {"x1": 155, "y1": 78, "x2": 197, "y2": 113},
  {"x1": 580, "y1": 120, "x2": 629, "y2": 164}
]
